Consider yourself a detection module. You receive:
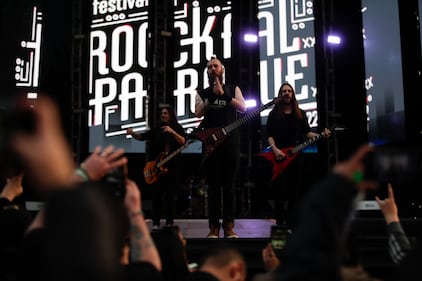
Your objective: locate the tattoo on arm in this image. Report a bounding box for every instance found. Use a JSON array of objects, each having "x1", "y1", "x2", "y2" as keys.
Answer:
[{"x1": 130, "y1": 224, "x2": 154, "y2": 261}]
